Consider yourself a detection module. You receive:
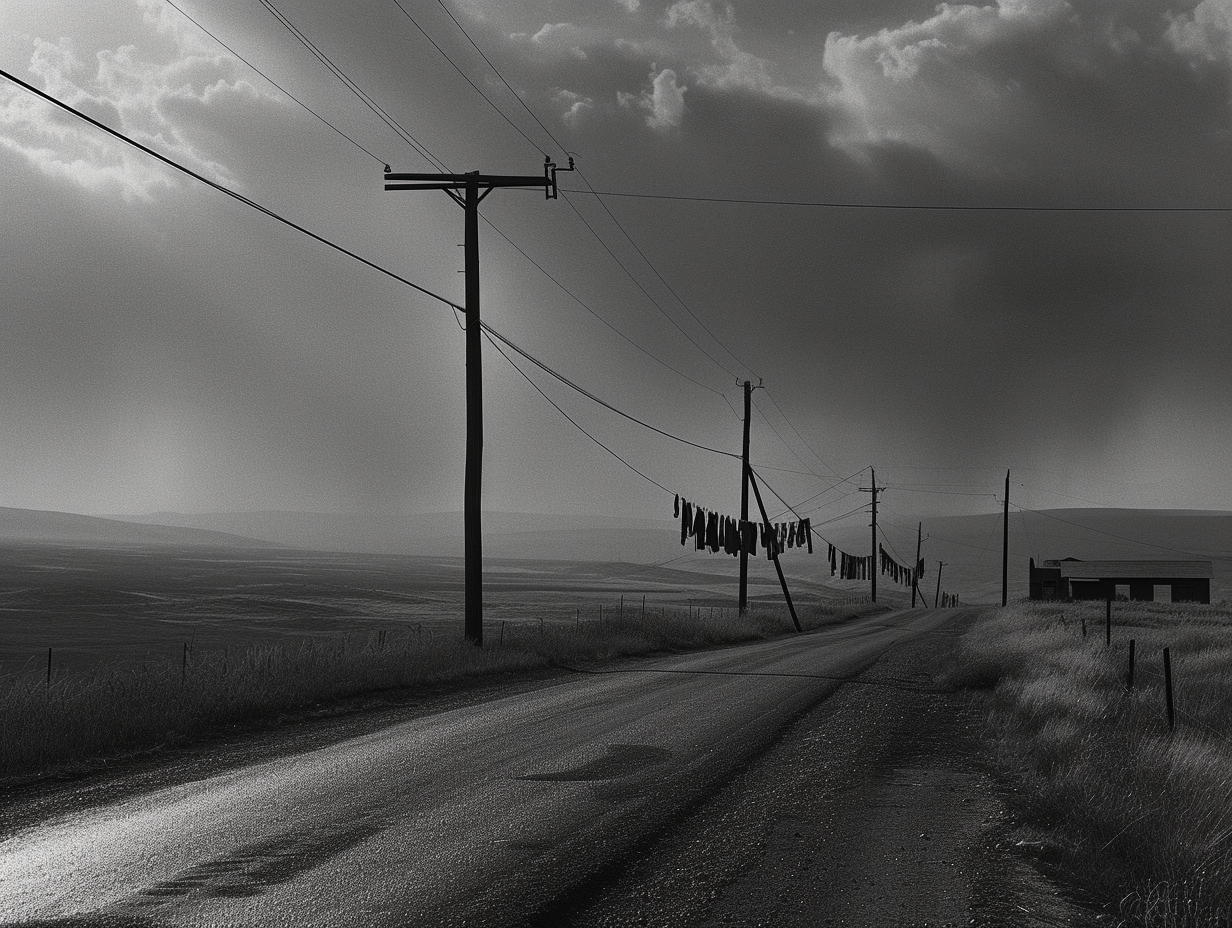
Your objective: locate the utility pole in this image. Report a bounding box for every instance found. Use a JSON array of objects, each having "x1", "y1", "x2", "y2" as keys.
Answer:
[
  {"x1": 935, "y1": 560, "x2": 945, "y2": 609},
  {"x1": 859, "y1": 468, "x2": 884, "y2": 602},
  {"x1": 738, "y1": 380, "x2": 752, "y2": 615},
  {"x1": 385, "y1": 159, "x2": 572, "y2": 645},
  {"x1": 912, "y1": 522, "x2": 924, "y2": 608},
  {"x1": 1002, "y1": 469, "x2": 1010, "y2": 607}
]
